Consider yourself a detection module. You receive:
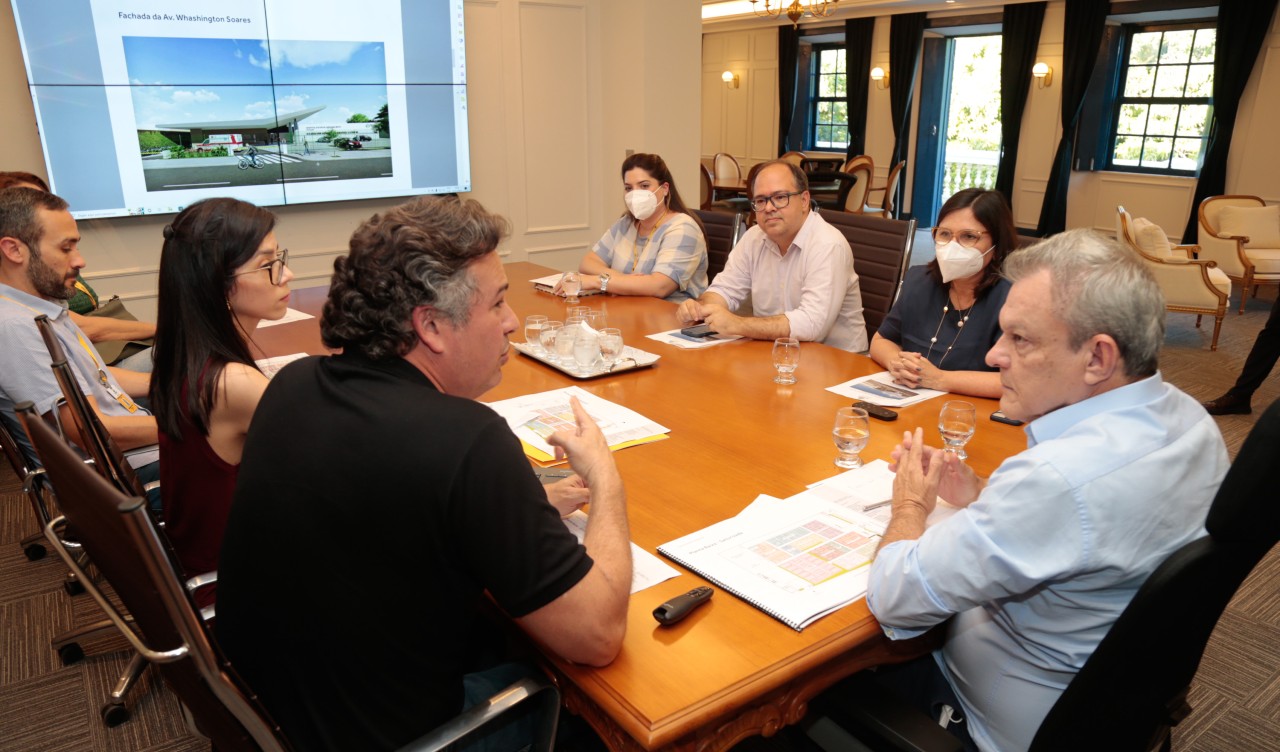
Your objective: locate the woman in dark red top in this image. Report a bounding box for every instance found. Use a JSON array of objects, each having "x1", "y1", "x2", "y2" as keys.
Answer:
[{"x1": 150, "y1": 198, "x2": 292, "y2": 608}]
